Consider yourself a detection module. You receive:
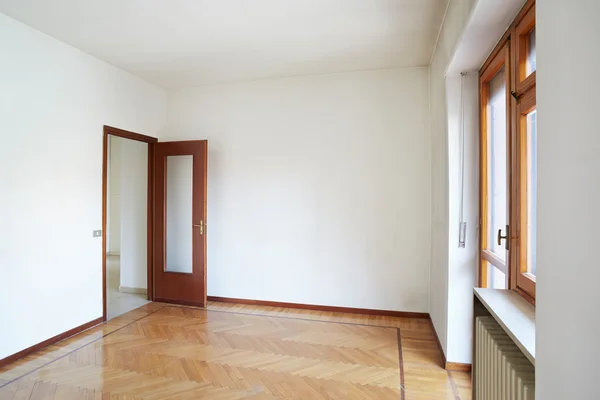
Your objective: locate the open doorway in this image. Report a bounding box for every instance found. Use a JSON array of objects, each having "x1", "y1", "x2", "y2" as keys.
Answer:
[
  {"x1": 102, "y1": 126, "x2": 157, "y2": 321},
  {"x1": 106, "y1": 135, "x2": 149, "y2": 319},
  {"x1": 102, "y1": 126, "x2": 208, "y2": 320}
]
